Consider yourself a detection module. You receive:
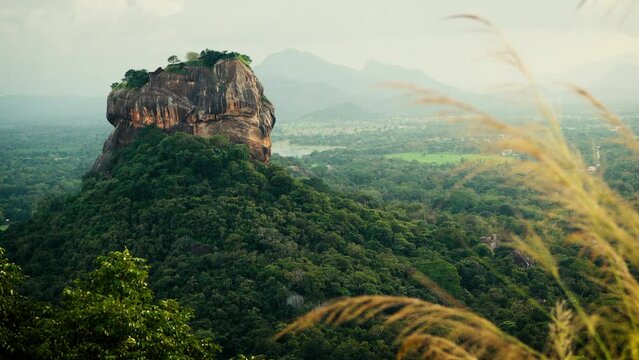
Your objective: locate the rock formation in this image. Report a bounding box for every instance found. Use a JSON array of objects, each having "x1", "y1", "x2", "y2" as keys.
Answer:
[
  {"x1": 479, "y1": 234, "x2": 536, "y2": 268},
  {"x1": 480, "y1": 234, "x2": 501, "y2": 251},
  {"x1": 92, "y1": 59, "x2": 275, "y2": 172}
]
